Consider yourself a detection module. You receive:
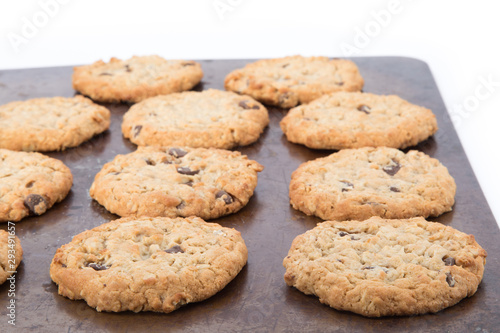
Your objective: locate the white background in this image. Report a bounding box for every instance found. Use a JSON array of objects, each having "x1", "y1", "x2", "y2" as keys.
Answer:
[{"x1": 1, "y1": 0, "x2": 499, "y2": 227}]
